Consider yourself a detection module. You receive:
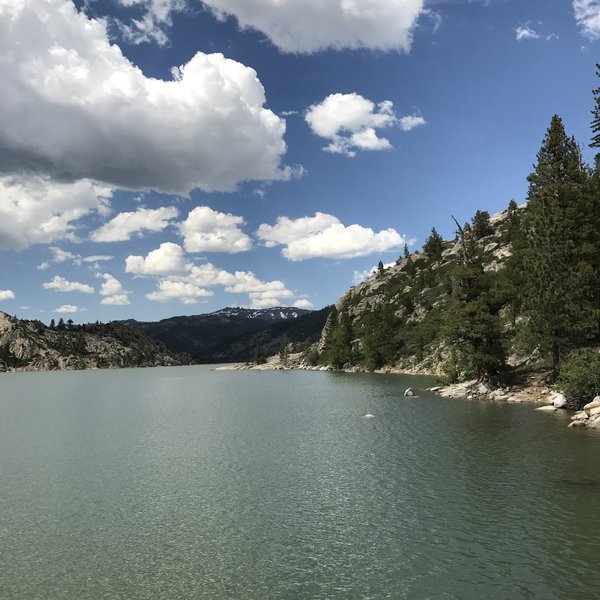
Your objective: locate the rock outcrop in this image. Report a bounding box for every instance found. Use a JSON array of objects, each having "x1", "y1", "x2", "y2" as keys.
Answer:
[{"x1": 0, "y1": 312, "x2": 187, "y2": 372}]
